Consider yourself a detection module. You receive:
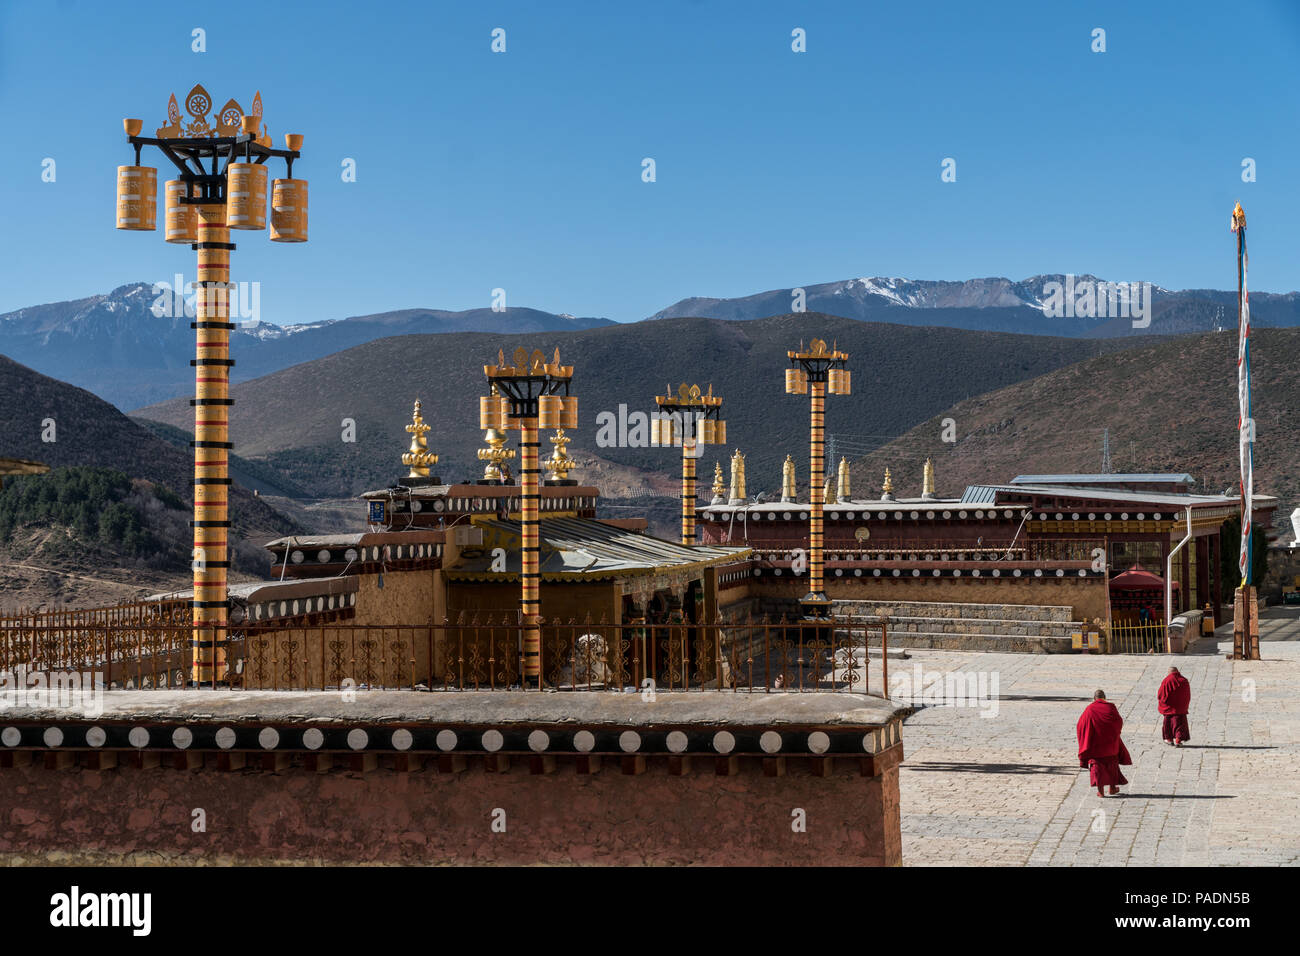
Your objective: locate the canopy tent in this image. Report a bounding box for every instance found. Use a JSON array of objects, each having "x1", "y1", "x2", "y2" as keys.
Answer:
[{"x1": 1109, "y1": 564, "x2": 1178, "y2": 592}]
